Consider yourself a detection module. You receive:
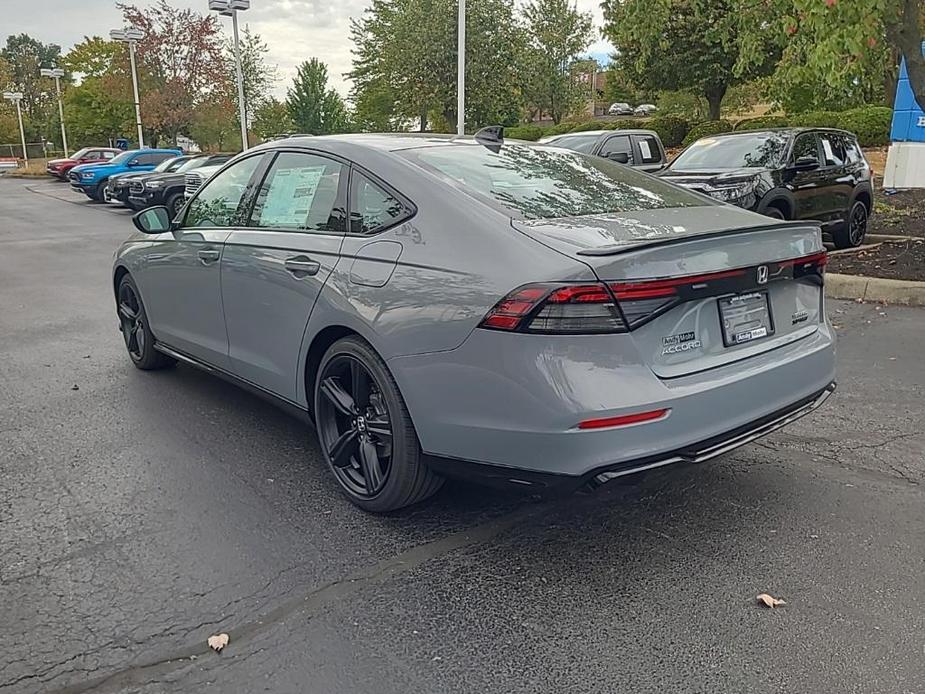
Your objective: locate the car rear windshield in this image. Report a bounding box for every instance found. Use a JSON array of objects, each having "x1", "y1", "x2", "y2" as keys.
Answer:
[
  {"x1": 403, "y1": 144, "x2": 706, "y2": 219},
  {"x1": 543, "y1": 133, "x2": 600, "y2": 154},
  {"x1": 670, "y1": 133, "x2": 788, "y2": 171}
]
